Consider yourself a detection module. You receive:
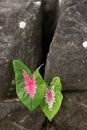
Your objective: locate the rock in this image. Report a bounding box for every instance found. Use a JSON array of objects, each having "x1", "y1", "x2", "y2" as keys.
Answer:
[
  {"x1": 0, "y1": 99, "x2": 45, "y2": 130},
  {"x1": 42, "y1": 0, "x2": 59, "y2": 63},
  {"x1": 45, "y1": 0, "x2": 87, "y2": 90},
  {"x1": 0, "y1": 0, "x2": 42, "y2": 100},
  {"x1": 54, "y1": 92, "x2": 87, "y2": 130}
]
